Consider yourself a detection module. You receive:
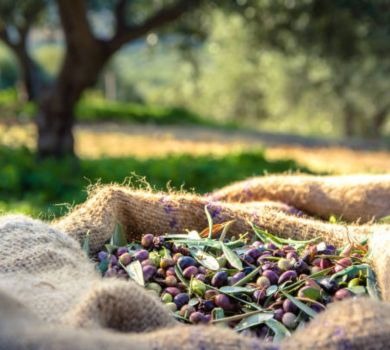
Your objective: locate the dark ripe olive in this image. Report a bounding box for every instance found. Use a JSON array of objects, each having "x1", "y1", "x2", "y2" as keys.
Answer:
[
  {"x1": 173, "y1": 293, "x2": 190, "y2": 309},
  {"x1": 266, "y1": 243, "x2": 278, "y2": 250},
  {"x1": 229, "y1": 271, "x2": 246, "y2": 285},
  {"x1": 334, "y1": 288, "x2": 353, "y2": 301},
  {"x1": 334, "y1": 258, "x2": 352, "y2": 273},
  {"x1": 286, "y1": 251, "x2": 298, "y2": 260},
  {"x1": 252, "y1": 289, "x2": 266, "y2": 303},
  {"x1": 211, "y1": 271, "x2": 228, "y2": 287},
  {"x1": 141, "y1": 233, "x2": 154, "y2": 249},
  {"x1": 178, "y1": 256, "x2": 197, "y2": 270},
  {"x1": 243, "y1": 267, "x2": 254, "y2": 275},
  {"x1": 278, "y1": 270, "x2": 297, "y2": 285},
  {"x1": 262, "y1": 270, "x2": 279, "y2": 285},
  {"x1": 215, "y1": 294, "x2": 234, "y2": 310},
  {"x1": 282, "y1": 312, "x2": 298, "y2": 329},
  {"x1": 247, "y1": 248, "x2": 262, "y2": 260},
  {"x1": 156, "y1": 267, "x2": 166, "y2": 278},
  {"x1": 165, "y1": 287, "x2": 181, "y2": 297},
  {"x1": 183, "y1": 266, "x2": 198, "y2": 279},
  {"x1": 98, "y1": 251, "x2": 108, "y2": 262},
  {"x1": 273, "y1": 249, "x2": 285, "y2": 257},
  {"x1": 273, "y1": 308, "x2": 284, "y2": 322},
  {"x1": 319, "y1": 278, "x2": 339, "y2": 293},
  {"x1": 311, "y1": 304, "x2": 324, "y2": 313},
  {"x1": 204, "y1": 289, "x2": 218, "y2": 300},
  {"x1": 178, "y1": 246, "x2": 190, "y2": 255},
  {"x1": 165, "y1": 275, "x2": 177, "y2": 287},
  {"x1": 177, "y1": 283, "x2": 187, "y2": 291},
  {"x1": 199, "y1": 299, "x2": 215, "y2": 312},
  {"x1": 256, "y1": 276, "x2": 271, "y2": 289},
  {"x1": 152, "y1": 236, "x2": 165, "y2": 249},
  {"x1": 142, "y1": 265, "x2": 157, "y2": 281},
  {"x1": 198, "y1": 266, "x2": 207, "y2": 274},
  {"x1": 119, "y1": 252, "x2": 132, "y2": 266},
  {"x1": 294, "y1": 259, "x2": 310, "y2": 274},
  {"x1": 134, "y1": 249, "x2": 149, "y2": 262},
  {"x1": 252, "y1": 241, "x2": 264, "y2": 249},
  {"x1": 116, "y1": 247, "x2": 128, "y2": 257},
  {"x1": 203, "y1": 314, "x2": 212, "y2": 323},
  {"x1": 282, "y1": 299, "x2": 298, "y2": 314},
  {"x1": 189, "y1": 311, "x2": 207, "y2": 324},
  {"x1": 243, "y1": 253, "x2": 255, "y2": 265},
  {"x1": 261, "y1": 262, "x2": 274, "y2": 271},
  {"x1": 160, "y1": 258, "x2": 175, "y2": 269}
]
